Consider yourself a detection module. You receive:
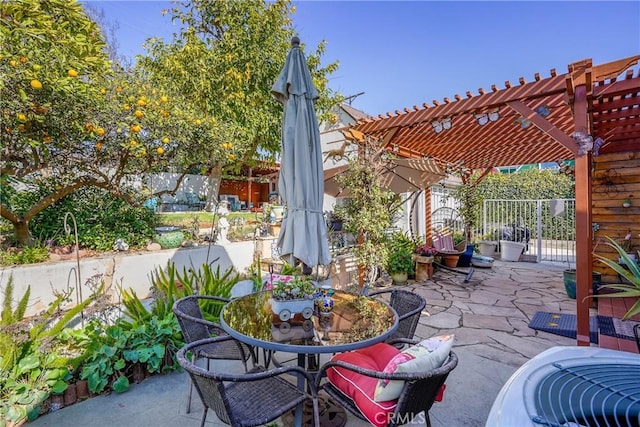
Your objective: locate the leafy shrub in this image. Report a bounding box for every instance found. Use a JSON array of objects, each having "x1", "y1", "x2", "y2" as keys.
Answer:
[
  {"x1": 386, "y1": 231, "x2": 416, "y2": 274},
  {"x1": 77, "y1": 314, "x2": 183, "y2": 395},
  {"x1": 0, "y1": 243, "x2": 49, "y2": 266},
  {"x1": 0, "y1": 275, "x2": 98, "y2": 424},
  {"x1": 120, "y1": 261, "x2": 239, "y2": 323},
  {"x1": 11, "y1": 187, "x2": 157, "y2": 251}
]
